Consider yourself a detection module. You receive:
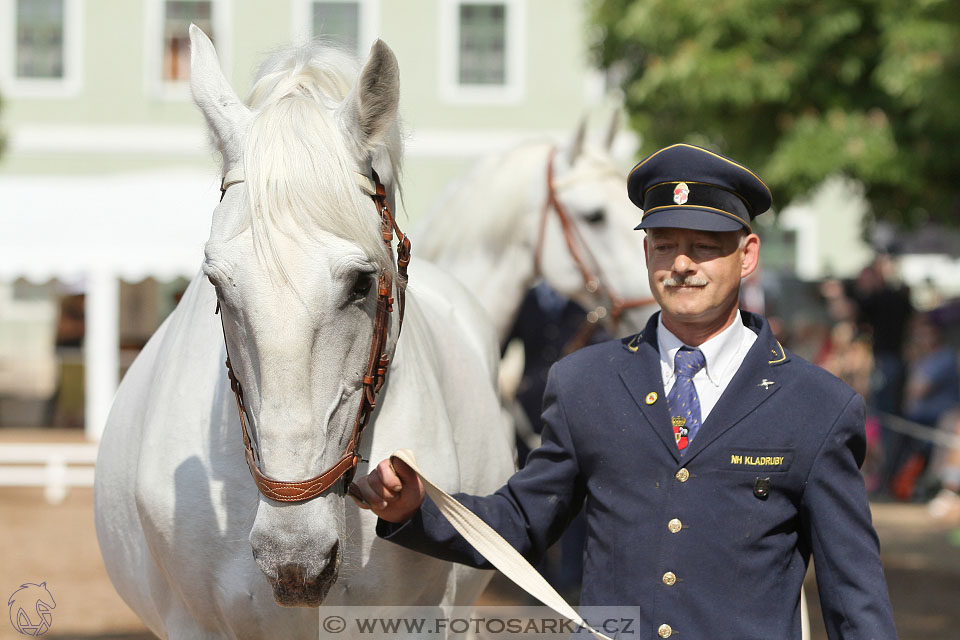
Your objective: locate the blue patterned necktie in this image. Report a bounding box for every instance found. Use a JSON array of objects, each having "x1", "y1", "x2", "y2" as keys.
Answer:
[{"x1": 667, "y1": 347, "x2": 706, "y2": 452}]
